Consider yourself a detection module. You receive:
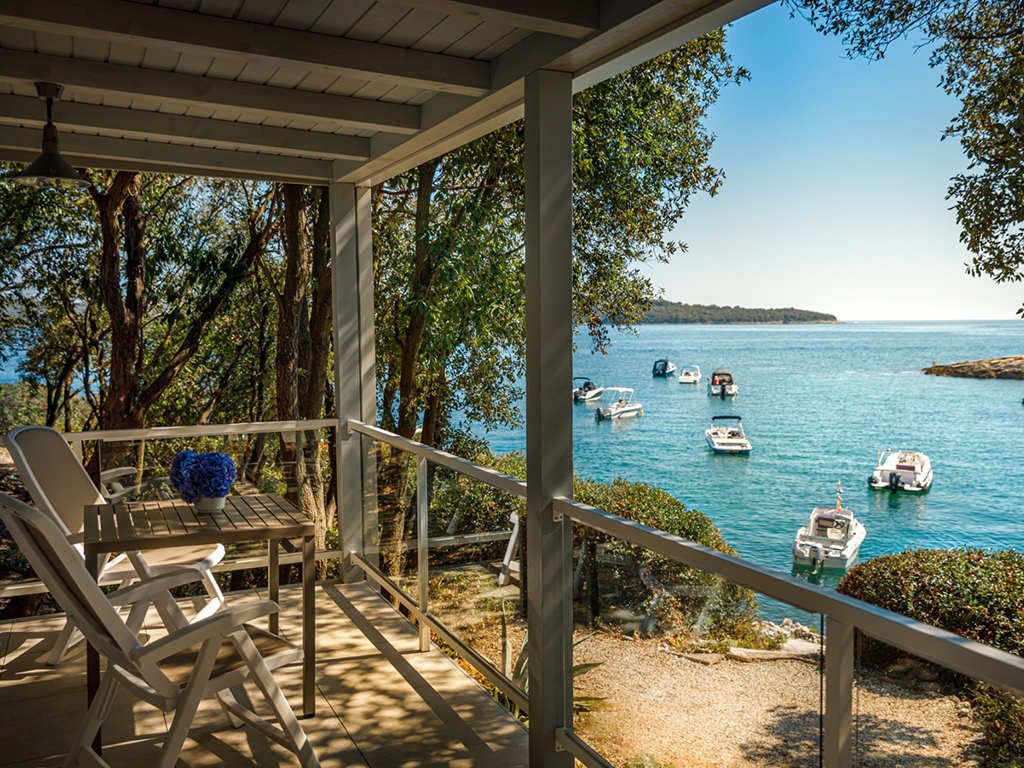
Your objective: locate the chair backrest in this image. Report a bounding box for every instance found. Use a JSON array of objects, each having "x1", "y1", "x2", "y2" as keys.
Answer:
[
  {"x1": 0, "y1": 493, "x2": 139, "y2": 667},
  {"x1": 5, "y1": 425, "x2": 105, "y2": 536}
]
